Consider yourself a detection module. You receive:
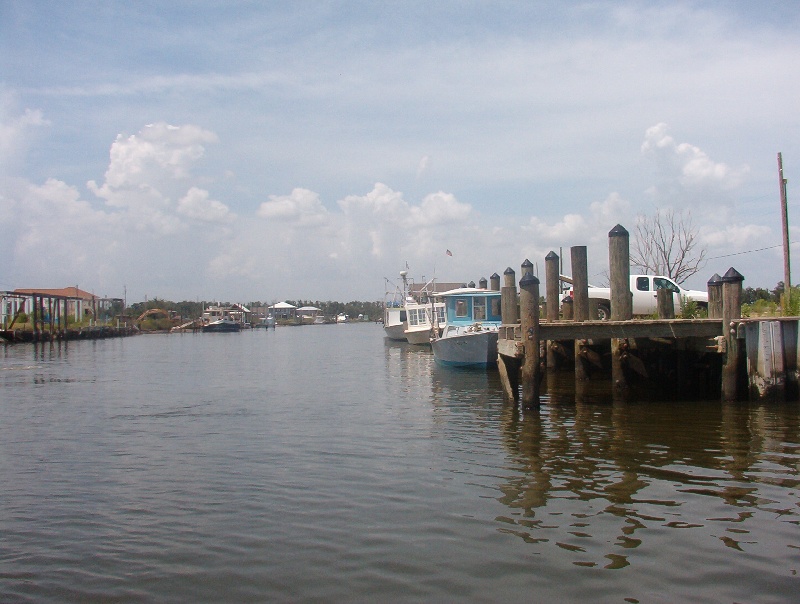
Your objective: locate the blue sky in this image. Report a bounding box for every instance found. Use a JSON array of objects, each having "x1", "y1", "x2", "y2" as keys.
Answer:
[{"x1": 1, "y1": 1, "x2": 799, "y2": 303}]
